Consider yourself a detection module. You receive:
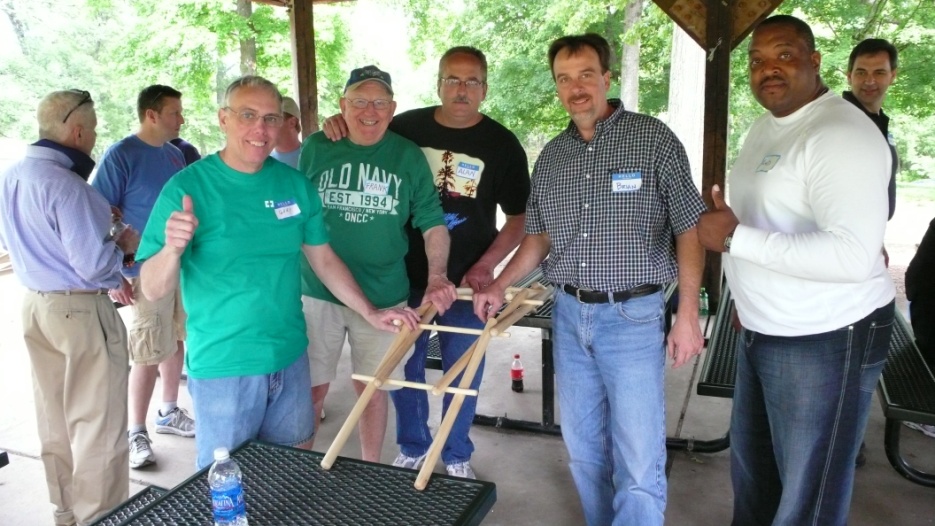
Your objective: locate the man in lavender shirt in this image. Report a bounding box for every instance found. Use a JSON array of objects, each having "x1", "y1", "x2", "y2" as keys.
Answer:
[{"x1": 0, "y1": 89, "x2": 139, "y2": 526}]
